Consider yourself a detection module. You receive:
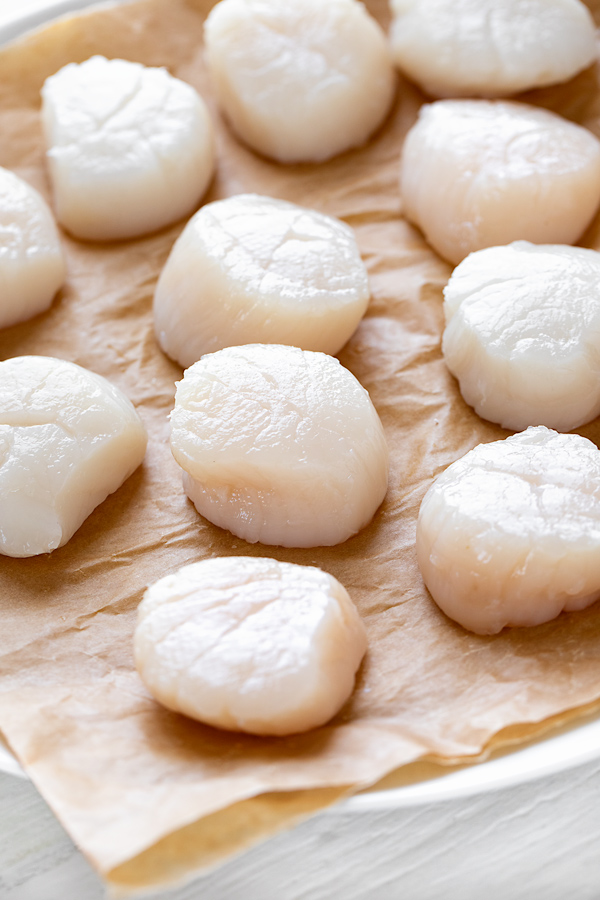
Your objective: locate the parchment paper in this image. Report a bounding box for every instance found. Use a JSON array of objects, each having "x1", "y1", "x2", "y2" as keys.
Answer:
[{"x1": 1, "y1": 0, "x2": 600, "y2": 894}]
